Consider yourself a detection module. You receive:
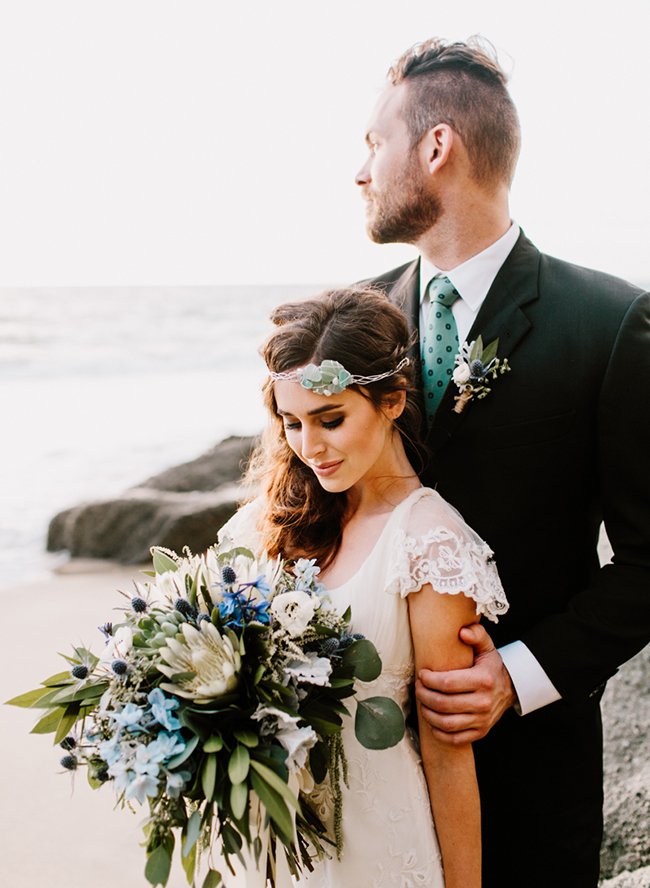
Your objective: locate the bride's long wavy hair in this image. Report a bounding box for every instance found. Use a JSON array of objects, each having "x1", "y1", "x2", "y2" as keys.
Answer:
[{"x1": 246, "y1": 286, "x2": 426, "y2": 568}]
